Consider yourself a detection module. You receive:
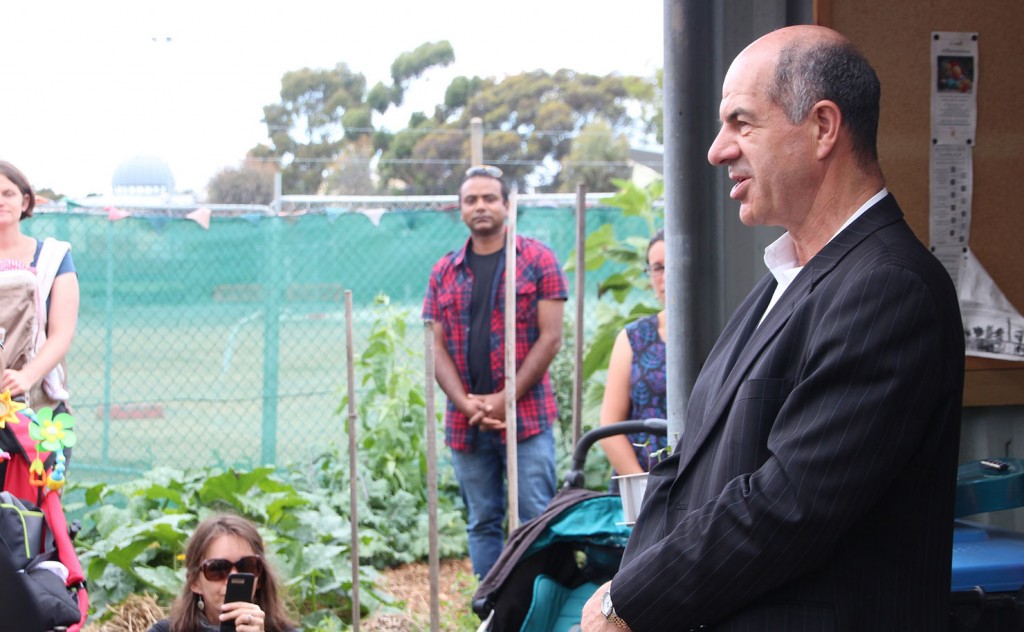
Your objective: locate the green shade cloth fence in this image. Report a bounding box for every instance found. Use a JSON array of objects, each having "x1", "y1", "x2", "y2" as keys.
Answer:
[{"x1": 23, "y1": 201, "x2": 648, "y2": 480}]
